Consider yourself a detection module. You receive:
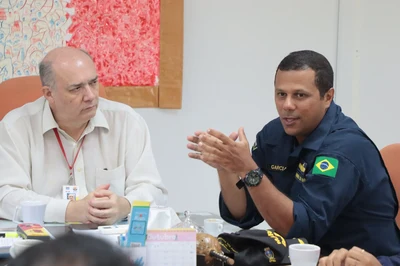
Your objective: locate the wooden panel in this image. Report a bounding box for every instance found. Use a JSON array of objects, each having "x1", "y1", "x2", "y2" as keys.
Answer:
[
  {"x1": 104, "y1": 0, "x2": 183, "y2": 109},
  {"x1": 105, "y1": 86, "x2": 158, "y2": 108},
  {"x1": 158, "y1": 0, "x2": 184, "y2": 109}
]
